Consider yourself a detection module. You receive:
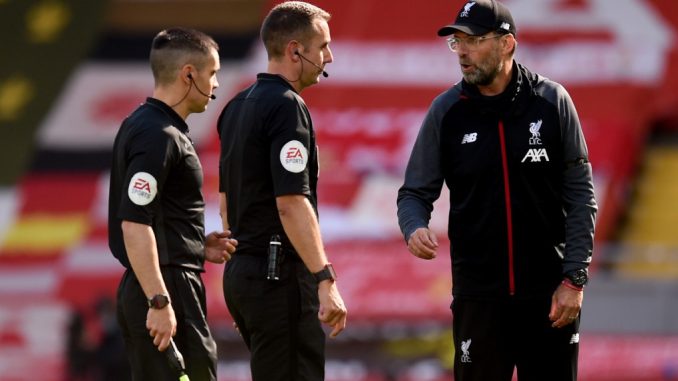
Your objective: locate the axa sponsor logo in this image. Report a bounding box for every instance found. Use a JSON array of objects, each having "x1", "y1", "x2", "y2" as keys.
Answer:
[
  {"x1": 461, "y1": 339, "x2": 472, "y2": 363},
  {"x1": 460, "y1": 2, "x2": 476, "y2": 17},
  {"x1": 528, "y1": 119, "x2": 543, "y2": 145},
  {"x1": 521, "y1": 148, "x2": 550, "y2": 162},
  {"x1": 280, "y1": 140, "x2": 308, "y2": 173},
  {"x1": 461, "y1": 132, "x2": 477, "y2": 144},
  {"x1": 128, "y1": 172, "x2": 157, "y2": 206}
]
